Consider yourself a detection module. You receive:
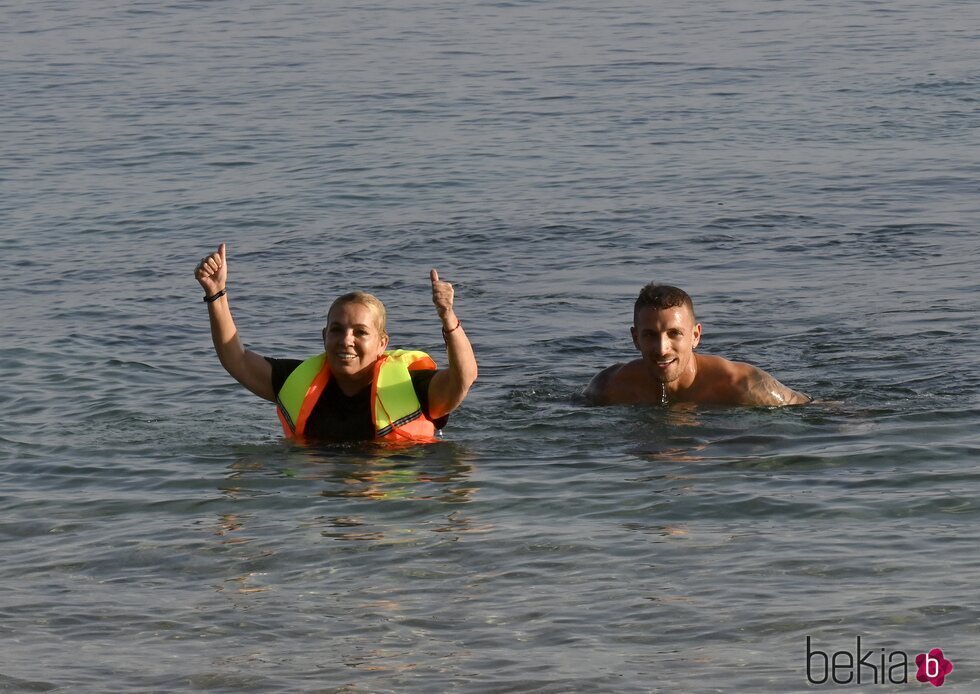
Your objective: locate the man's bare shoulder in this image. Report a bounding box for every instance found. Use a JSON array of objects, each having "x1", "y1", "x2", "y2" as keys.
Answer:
[
  {"x1": 584, "y1": 361, "x2": 645, "y2": 405},
  {"x1": 693, "y1": 353, "x2": 741, "y2": 380},
  {"x1": 684, "y1": 354, "x2": 741, "y2": 402},
  {"x1": 696, "y1": 354, "x2": 809, "y2": 406},
  {"x1": 583, "y1": 363, "x2": 624, "y2": 405}
]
